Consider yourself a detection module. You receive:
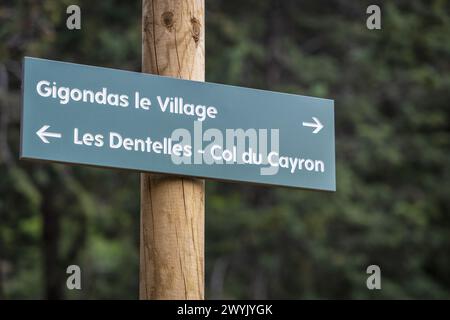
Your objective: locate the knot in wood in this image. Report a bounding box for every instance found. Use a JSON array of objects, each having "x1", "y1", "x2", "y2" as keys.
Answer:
[
  {"x1": 161, "y1": 11, "x2": 174, "y2": 30},
  {"x1": 143, "y1": 15, "x2": 152, "y2": 33},
  {"x1": 190, "y1": 17, "x2": 201, "y2": 44}
]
